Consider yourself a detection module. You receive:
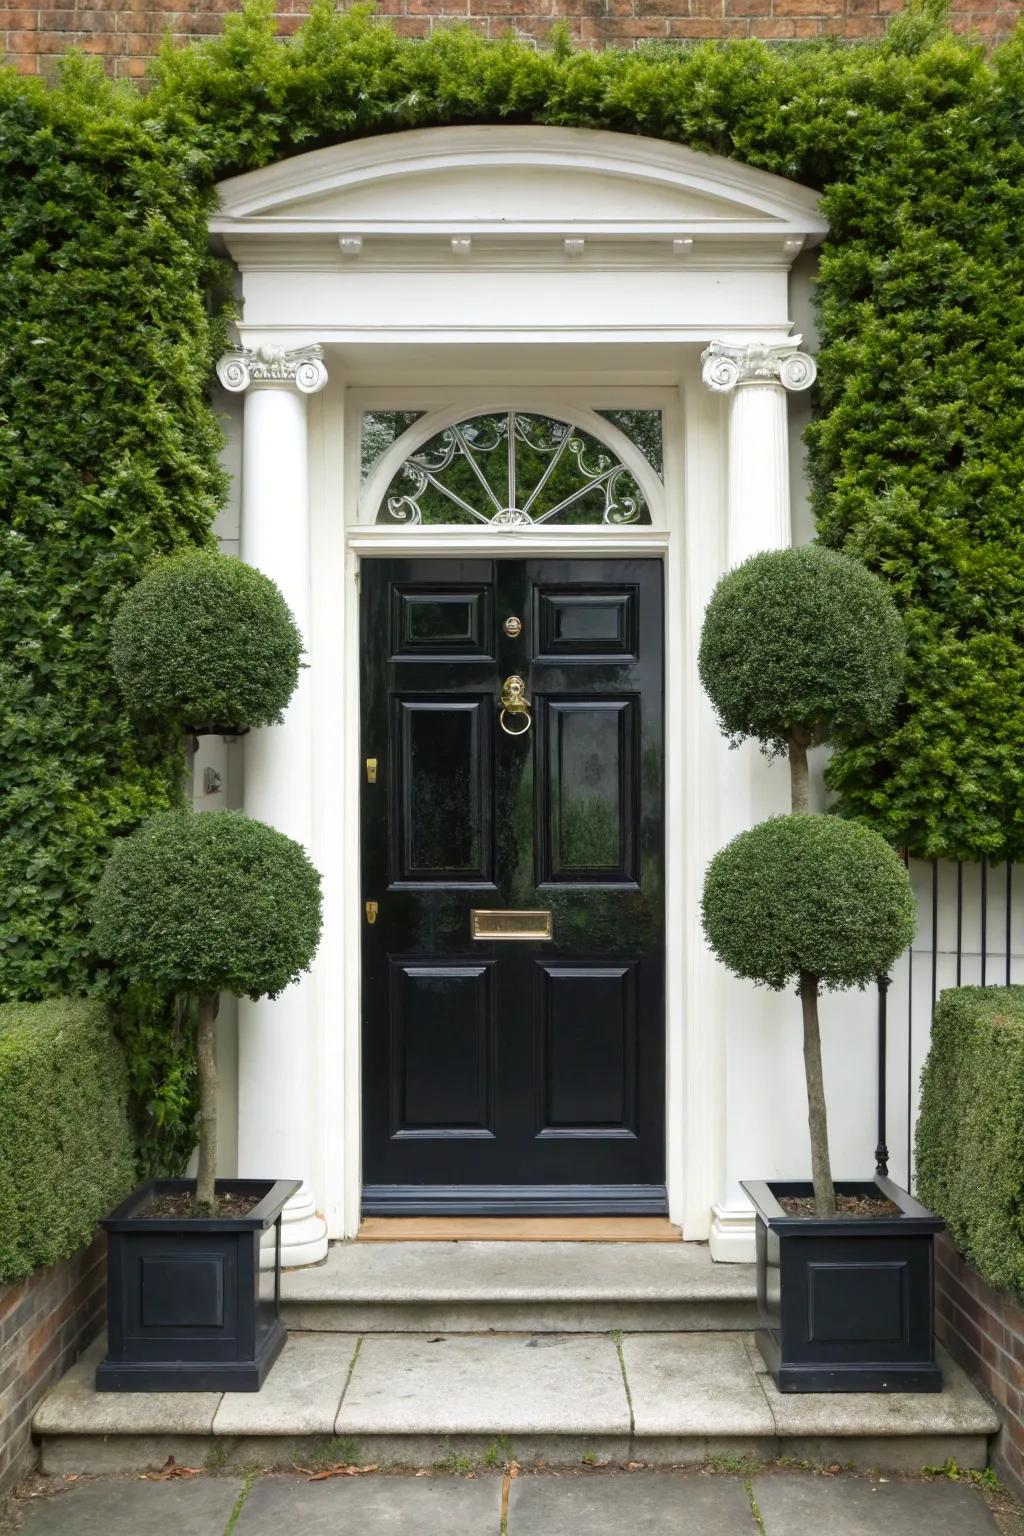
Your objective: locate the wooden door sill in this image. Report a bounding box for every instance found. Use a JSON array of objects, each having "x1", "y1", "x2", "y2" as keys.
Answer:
[{"x1": 356, "y1": 1216, "x2": 682, "y2": 1242}]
